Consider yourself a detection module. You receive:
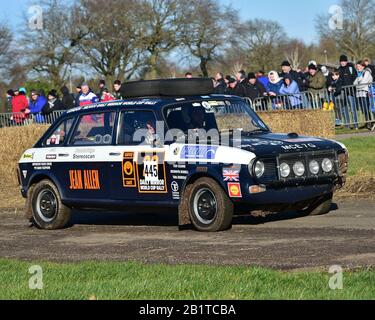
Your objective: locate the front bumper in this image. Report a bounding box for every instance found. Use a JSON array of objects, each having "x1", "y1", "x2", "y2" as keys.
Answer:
[{"x1": 233, "y1": 183, "x2": 334, "y2": 212}]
